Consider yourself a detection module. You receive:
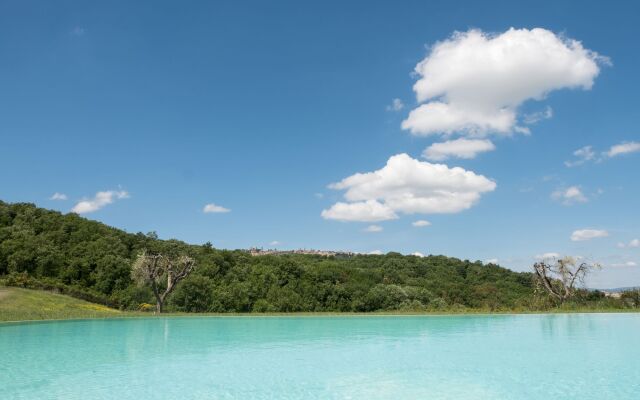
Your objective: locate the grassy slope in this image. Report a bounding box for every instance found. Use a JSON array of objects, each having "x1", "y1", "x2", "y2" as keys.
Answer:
[
  {"x1": 2, "y1": 287, "x2": 636, "y2": 323},
  {"x1": 0, "y1": 287, "x2": 122, "y2": 322}
]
